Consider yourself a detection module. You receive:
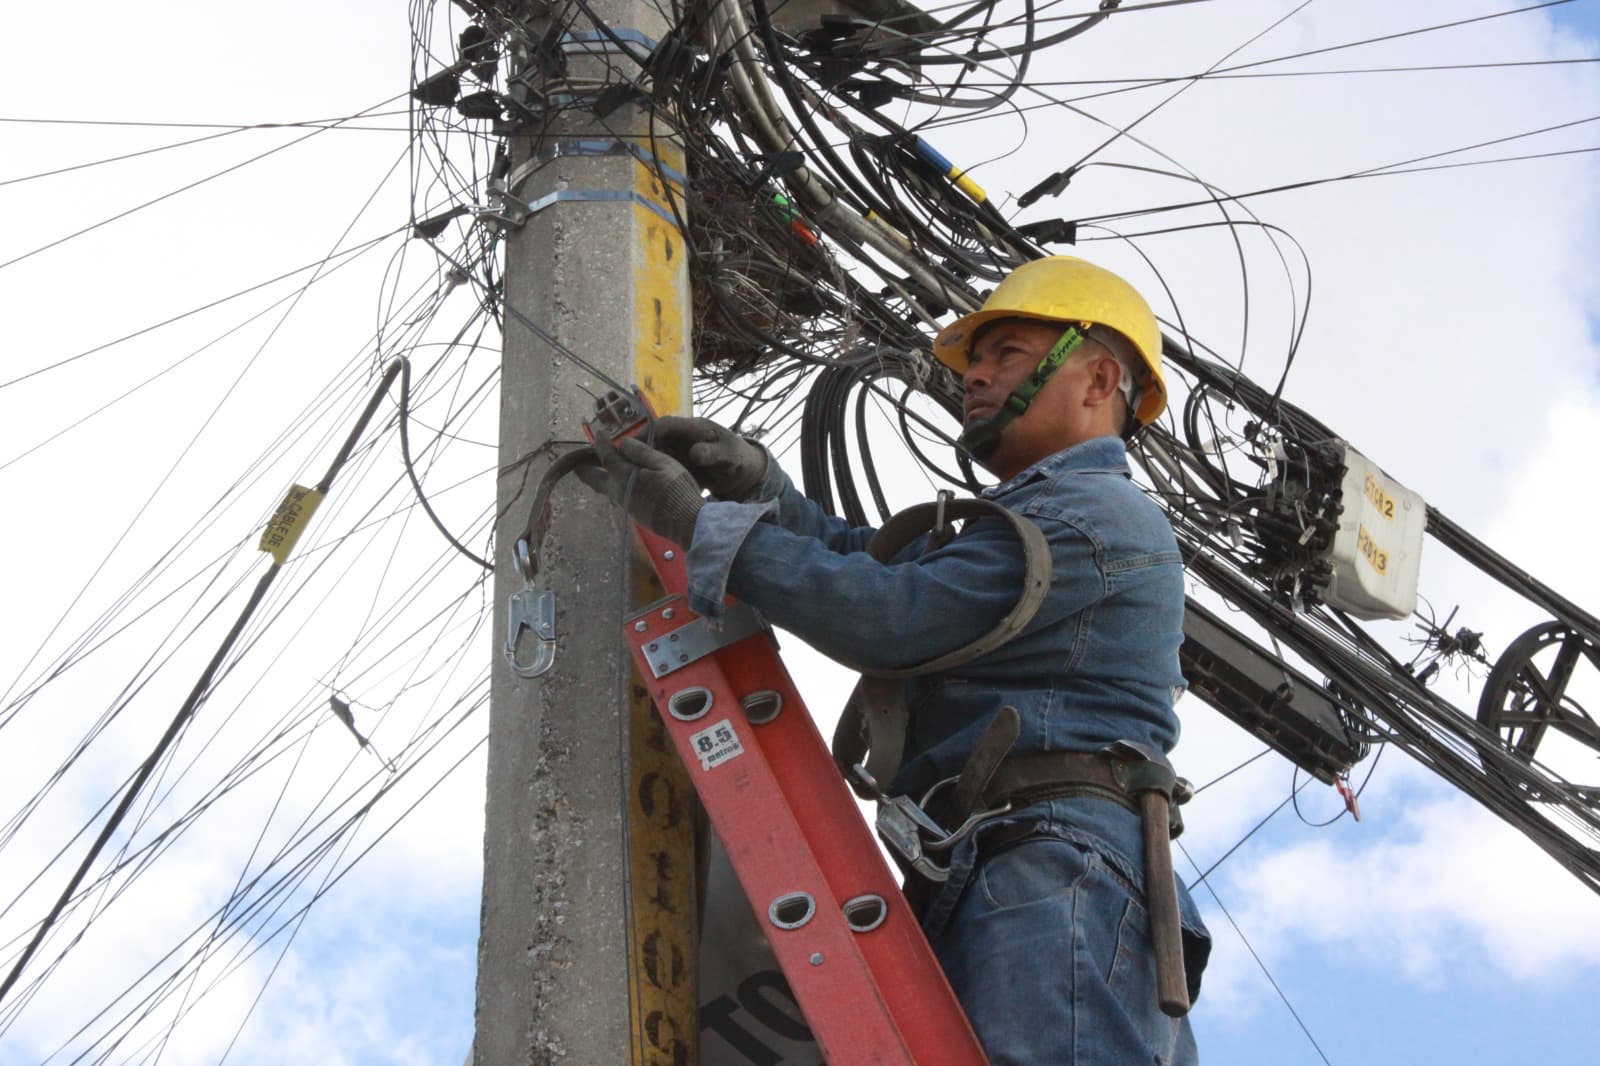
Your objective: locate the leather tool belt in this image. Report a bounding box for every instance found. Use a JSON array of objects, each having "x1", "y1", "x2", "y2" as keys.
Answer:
[
  {"x1": 943, "y1": 710, "x2": 1197, "y2": 1018},
  {"x1": 957, "y1": 750, "x2": 1193, "y2": 839}
]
